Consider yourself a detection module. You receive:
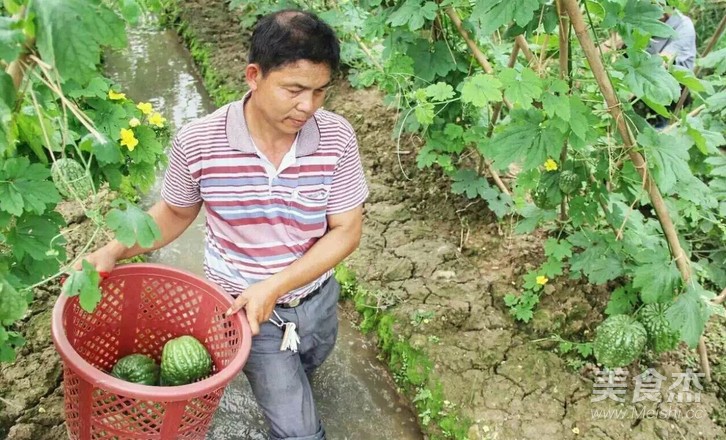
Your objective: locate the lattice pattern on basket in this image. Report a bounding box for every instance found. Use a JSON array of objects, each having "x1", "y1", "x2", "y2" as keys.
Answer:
[
  {"x1": 177, "y1": 391, "x2": 224, "y2": 439},
  {"x1": 63, "y1": 366, "x2": 81, "y2": 436},
  {"x1": 75, "y1": 328, "x2": 121, "y2": 372},
  {"x1": 92, "y1": 389, "x2": 166, "y2": 436},
  {"x1": 133, "y1": 326, "x2": 174, "y2": 360},
  {"x1": 204, "y1": 308, "x2": 241, "y2": 369},
  {"x1": 69, "y1": 280, "x2": 125, "y2": 343},
  {"x1": 137, "y1": 277, "x2": 202, "y2": 330}
]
